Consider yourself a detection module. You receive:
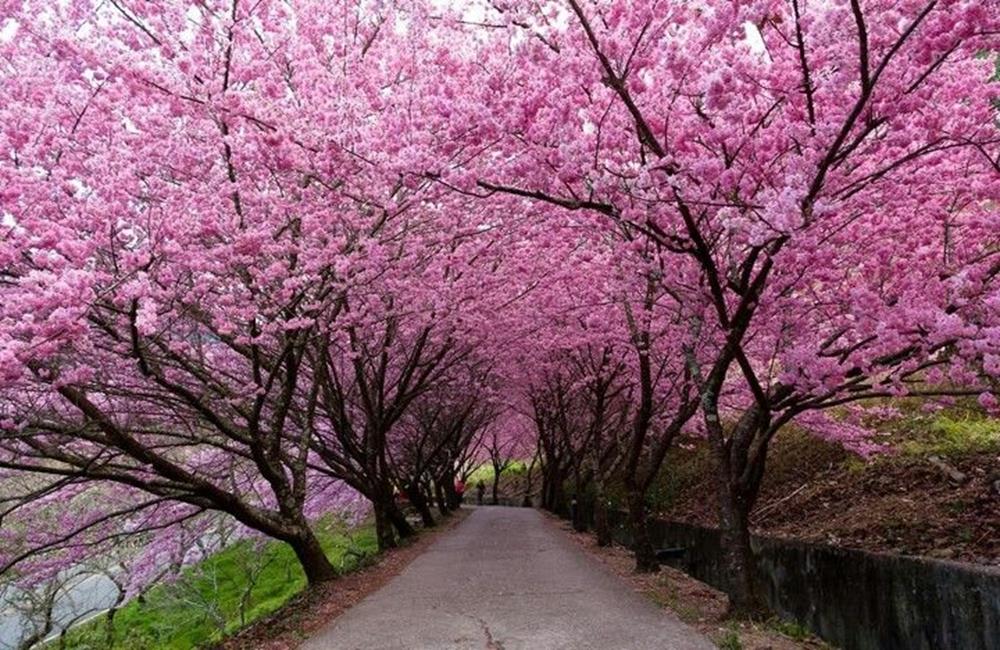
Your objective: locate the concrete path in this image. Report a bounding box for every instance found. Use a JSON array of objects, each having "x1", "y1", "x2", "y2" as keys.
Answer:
[{"x1": 302, "y1": 507, "x2": 715, "y2": 650}]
